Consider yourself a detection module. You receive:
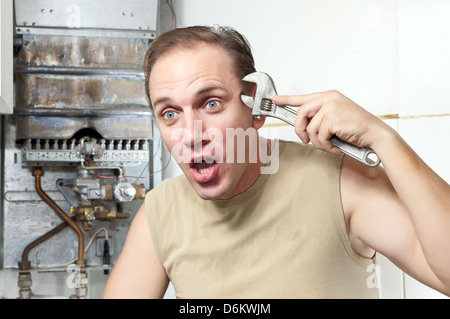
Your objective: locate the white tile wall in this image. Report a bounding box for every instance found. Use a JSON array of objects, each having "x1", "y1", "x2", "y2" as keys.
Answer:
[
  {"x1": 398, "y1": 0, "x2": 450, "y2": 117},
  {"x1": 377, "y1": 253, "x2": 404, "y2": 299}
]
